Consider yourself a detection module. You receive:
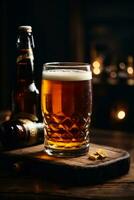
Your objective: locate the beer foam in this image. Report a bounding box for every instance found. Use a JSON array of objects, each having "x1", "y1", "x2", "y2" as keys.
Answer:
[{"x1": 42, "y1": 70, "x2": 92, "y2": 81}]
